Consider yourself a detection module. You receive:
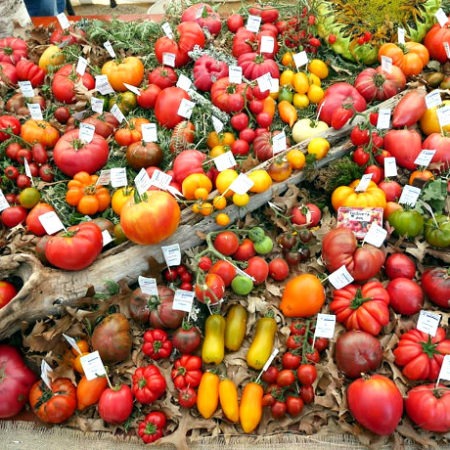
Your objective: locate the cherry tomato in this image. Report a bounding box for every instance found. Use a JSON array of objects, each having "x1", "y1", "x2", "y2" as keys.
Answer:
[
  {"x1": 213, "y1": 230, "x2": 240, "y2": 255},
  {"x1": 300, "y1": 385, "x2": 315, "y2": 404},
  {"x1": 268, "y1": 257, "x2": 290, "y2": 281},
  {"x1": 296, "y1": 364, "x2": 317, "y2": 386},
  {"x1": 262, "y1": 366, "x2": 279, "y2": 384},
  {"x1": 286, "y1": 395, "x2": 304, "y2": 417},
  {"x1": 282, "y1": 352, "x2": 301, "y2": 370},
  {"x1": 276, "y1": 369, "x2": 296, "y2": 387},
  {"x1": 271, "y1": 400, "x2": 287, "y2": 419}
]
